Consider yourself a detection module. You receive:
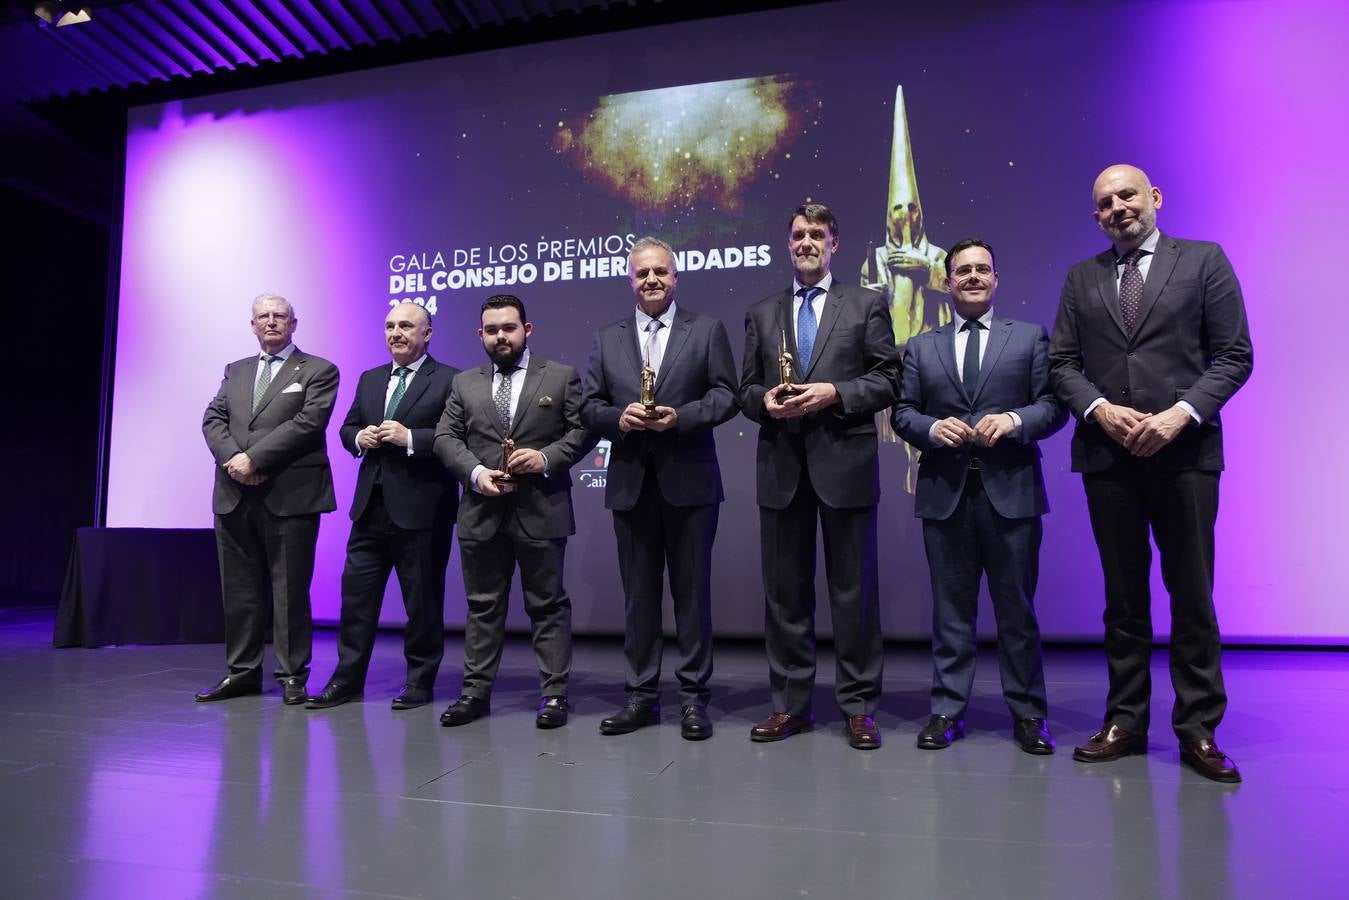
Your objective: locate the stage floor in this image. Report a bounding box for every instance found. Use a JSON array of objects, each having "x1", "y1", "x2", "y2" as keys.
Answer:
[{"x1": 0, "y1": 607, "x2": 1343, "y2": 900}]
